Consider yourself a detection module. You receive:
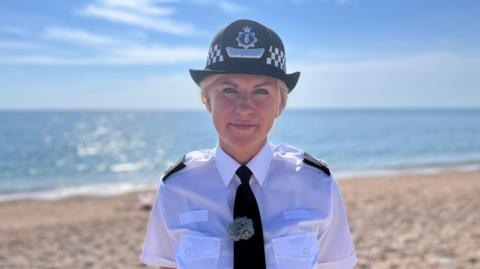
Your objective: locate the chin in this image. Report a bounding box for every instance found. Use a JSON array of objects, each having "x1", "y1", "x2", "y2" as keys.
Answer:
[{"x1": 225, "y1": 134, "x2": 266, "y2": 149}]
